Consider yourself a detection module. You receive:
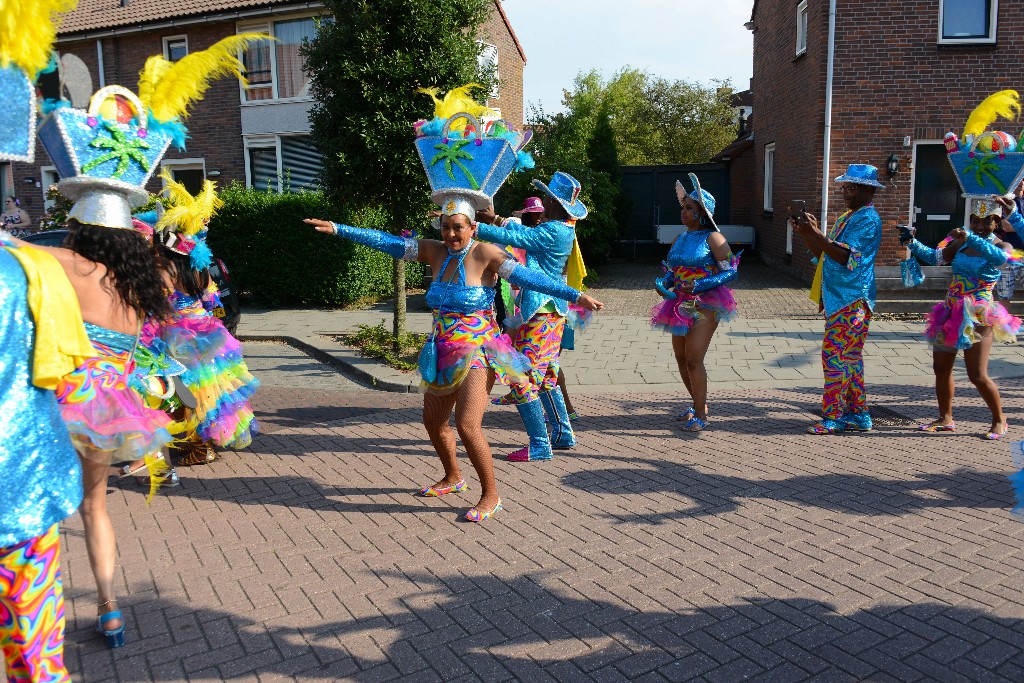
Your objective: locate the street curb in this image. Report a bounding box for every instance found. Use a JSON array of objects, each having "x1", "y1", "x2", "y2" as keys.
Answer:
[{"x1": 238, "y1": 333, "x2": 420, "y2": 393}]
